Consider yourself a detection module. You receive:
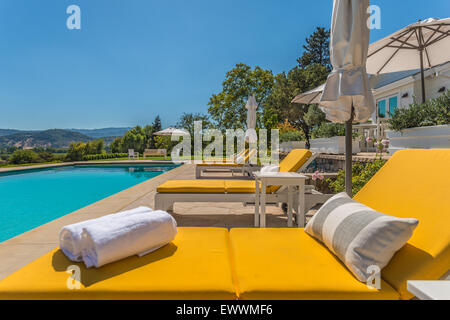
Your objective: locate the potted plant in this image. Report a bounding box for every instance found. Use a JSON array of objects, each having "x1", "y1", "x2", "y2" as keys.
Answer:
[
  {"x1": 279, "y1": 130, "x2": 306, "y2": 152},
  {"x1": 309, "y1": 123, "x2": 361, "y2": 154},
  {"x1": 386, "y1": 91, "x2": 450, "y2": 154}
]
